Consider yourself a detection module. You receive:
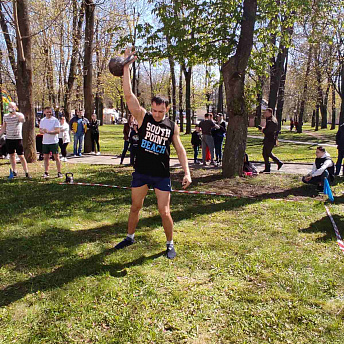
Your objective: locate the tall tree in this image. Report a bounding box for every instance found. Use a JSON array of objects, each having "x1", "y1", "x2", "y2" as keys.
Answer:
[
  {"x1": 64, "y1": 0, "x2": 84, "y2": 120},
  {"x1": 15, "y1": 0, "x2": 36, "y2": 162},
  {"x1": 222, "y1": 0, "x2": 257, "y2": 177},
  {"x1": 83, "y1": 0, "x2": 95, "y2": 152}
]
